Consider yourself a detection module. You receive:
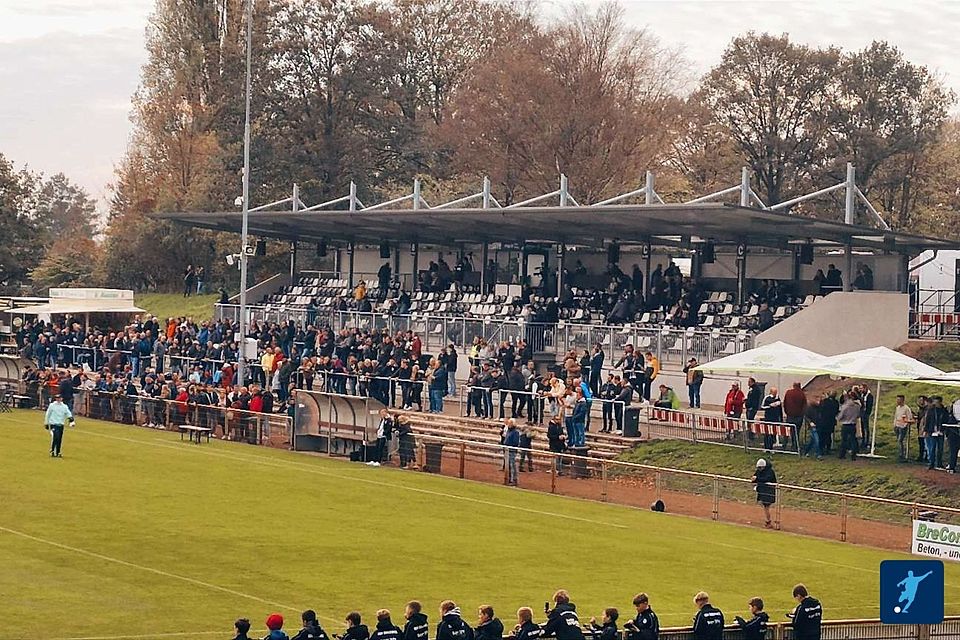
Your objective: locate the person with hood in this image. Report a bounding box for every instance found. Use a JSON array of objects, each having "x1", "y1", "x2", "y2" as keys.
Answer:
[
  {"x1": 734, "y1": 598, "x2": 768, "y2": 640},
  {"x1": 437, "y1": 601, "x2": 474, "y2": 640},
  {"x1": 403, "y1": 602, "x2": 429, "y2": 640},
  {"x1": 292, "y1": 610, "x2": 330, "y2": 640},
  {"x1": 475, "y1": 606, "x2": 504, "y2": 640},
  {"x1": 623, "y1": 593, "x2": 658, "y2": 640},
  {"x1": 547, "y1": 415, "x2": 567, "y2": 476},
  {"x1": 338, "y1": 612, "x2": 370, "y2": 640},
  {"x1": 233, "y1": 618, "x2": 252, "y2": 640},
  {"x1": 510, "y1": 608, "x2": 541, "y2": 640},
  {"x1": 543, "y1": 590, "x2": 585, "y2": 640},
  {"x1": 371, "y1": 610, "x2": 403, "y2": 640},
  {"x1": 504, "y1": 419, "x2": 521, "y2": 486},
  {"x1": 751, "y1": 458, "x2": 777, "y2": 529},
  {"x1": 587, "y1": 608, "x2": 618, "y2": 640},
  {"x1": 691, "y1": 592, "x2": 724, "y2": 640},
  {"x1": 788, "y1": 585, "x2": 822, "y2": 640},
  {"x1": 265, "y1": 613, "x2": 290, "y2": 640}
]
